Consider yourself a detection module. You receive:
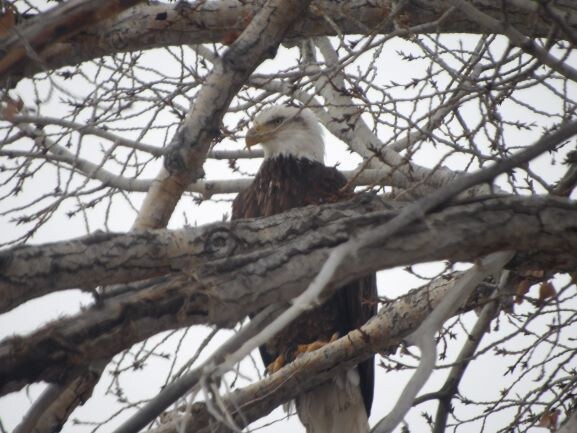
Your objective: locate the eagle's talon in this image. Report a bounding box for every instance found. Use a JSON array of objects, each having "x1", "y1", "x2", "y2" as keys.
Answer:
[
  {"x1": 295, "y1": 333, "x2": 340, "y2": 356},
  {"x1": 266, "y1": 354, "x2": 285, "y2": 375}
]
